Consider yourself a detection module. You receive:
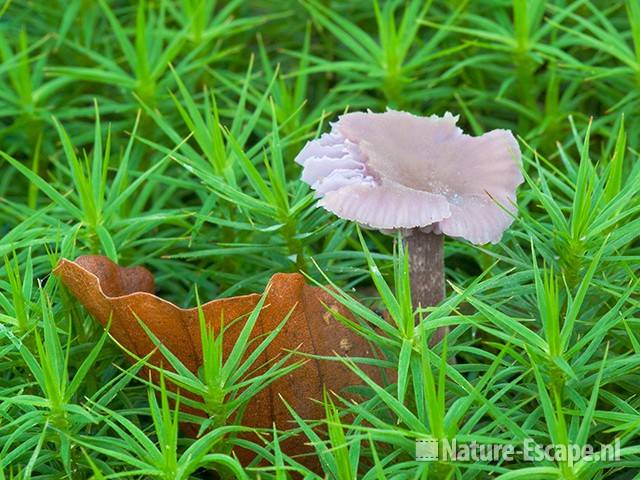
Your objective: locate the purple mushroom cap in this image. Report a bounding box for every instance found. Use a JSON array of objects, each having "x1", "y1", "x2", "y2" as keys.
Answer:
[{"x1": 296, "y1": 110, "x2": 523, "y2": 245}]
